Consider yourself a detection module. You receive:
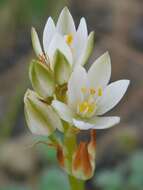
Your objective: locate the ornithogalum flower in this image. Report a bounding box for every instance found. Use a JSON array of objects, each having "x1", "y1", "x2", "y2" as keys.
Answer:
[
  {"x1": 24, "y1": 6, "x2": 130, "y2": 189},
  {"x1": 31, "y1": 7, "x2": 94, "y2": 69},
  {"x1": 52, "y1": 52, "x2": 130, "y2": 130}
]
